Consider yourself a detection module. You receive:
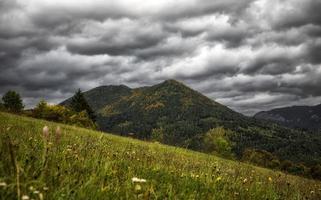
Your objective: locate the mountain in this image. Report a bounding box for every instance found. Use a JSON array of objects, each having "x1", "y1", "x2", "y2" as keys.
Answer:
[
  {"x1": 61, "y1": 85, "x2": 133, "y2": 111},
  {"x1": 2, "y1": 112, "x2": 320, "y2": 199},
  {"x1": 61, "y1": 80, "x2": 321, "y2": 165},
  {"x1": 254, "y1": 104, "x2": 321, "y2": 131}
]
